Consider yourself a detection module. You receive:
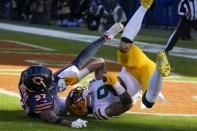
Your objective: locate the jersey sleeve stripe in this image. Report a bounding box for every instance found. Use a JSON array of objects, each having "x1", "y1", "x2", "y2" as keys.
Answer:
[
  {"x1": 35, "y1": 102, "x2": 53, "y2": 108},
  {"x1": 95, "y1": 108, "x2": 107, "y2": 120},
  {"x1": 35, "y1": 105, "x2": 53, "y2": 111},
  {"x1": 95, "y1": 109, "x2": 102, "y2": 120}
]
